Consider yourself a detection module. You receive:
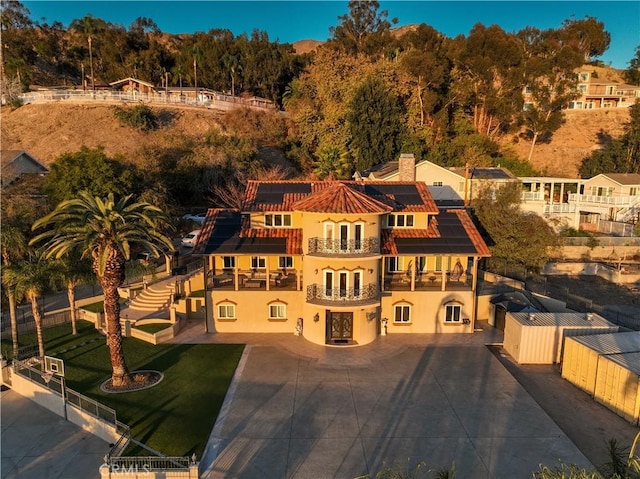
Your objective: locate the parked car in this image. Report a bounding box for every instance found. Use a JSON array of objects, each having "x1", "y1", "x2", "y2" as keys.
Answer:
[
  {"x1": 181, "y1": 230, "x2": 201, "y2": 247},
  {"x1": 136, "y1": 251, "x2": 153, "y2": 264},
  {"x1": 181, "y1": 212, "x2": 206, "y2": 223}
]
